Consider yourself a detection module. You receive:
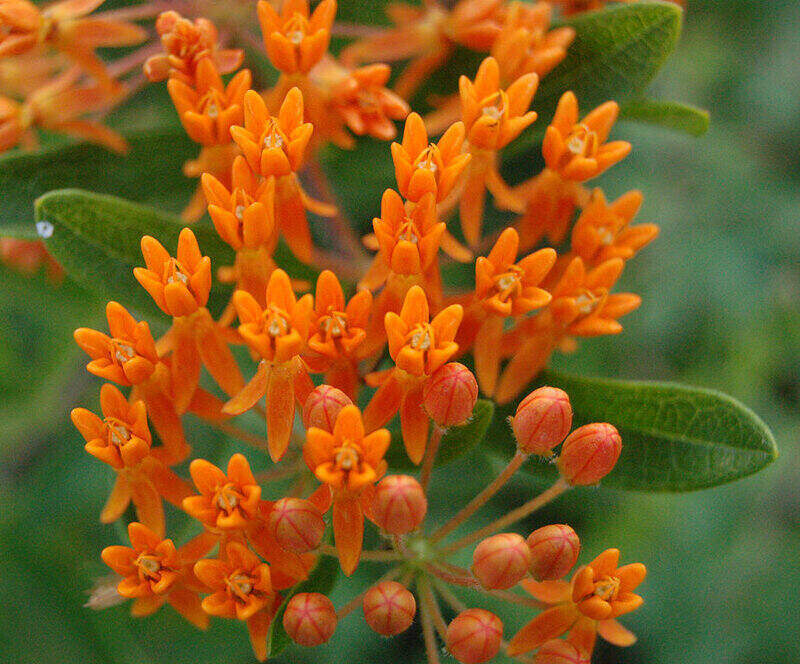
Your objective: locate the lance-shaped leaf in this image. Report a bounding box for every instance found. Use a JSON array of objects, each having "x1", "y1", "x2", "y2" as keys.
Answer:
[
  {"x1": 487, "y1": 370, "x2": 778, "y2": 492},
  {"x1": 620, "y1": 99, "x2": 710, "y2": 136}
]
